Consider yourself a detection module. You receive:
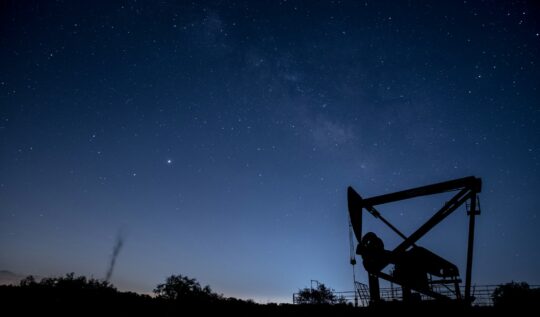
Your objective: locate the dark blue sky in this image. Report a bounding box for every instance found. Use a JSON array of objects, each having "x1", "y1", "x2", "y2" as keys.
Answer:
[{"x1": 1, "y1": 1, "x2": 539, "y2": 302}]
